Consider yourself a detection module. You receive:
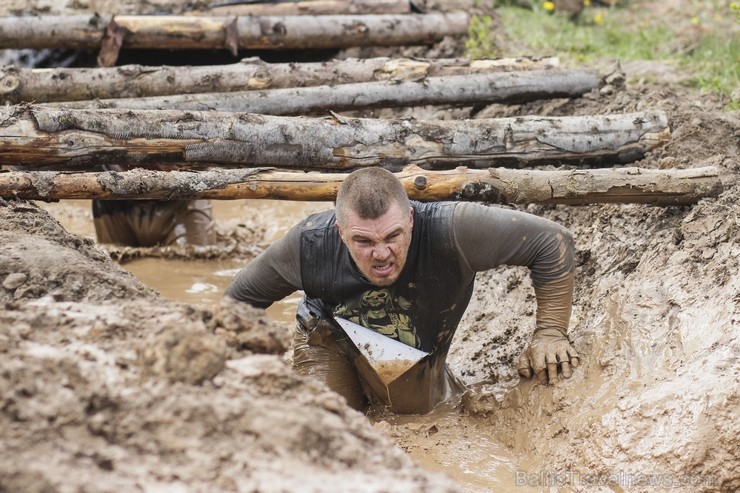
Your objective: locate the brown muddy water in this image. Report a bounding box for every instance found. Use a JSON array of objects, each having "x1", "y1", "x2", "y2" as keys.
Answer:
[
  {"x1": 39, "y1": 198, "x2": 526, "y2": 493},
  {"x1": 39, "y1": 199, "x2": 311, "y2": 323}
]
